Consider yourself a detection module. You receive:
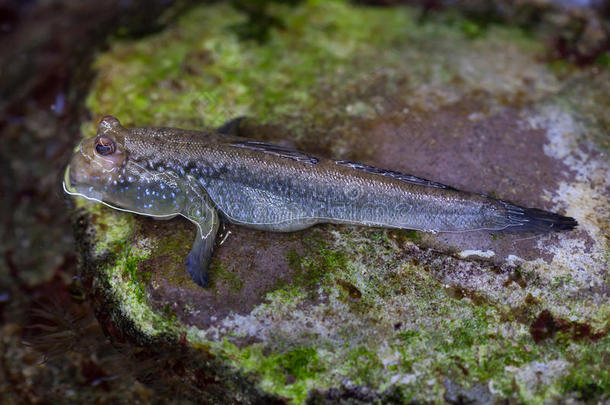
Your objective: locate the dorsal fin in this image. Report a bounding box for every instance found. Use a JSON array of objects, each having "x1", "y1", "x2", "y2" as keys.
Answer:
[
  {"x1": 216, "y1": 116, "x2": 248, "y2": 136},
  {"x1": 334, "y1": 160, "x2": 457, "y2": 190},
  {"x1": 229, "y1": 140, "x2": 319, "y2": 164}
]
